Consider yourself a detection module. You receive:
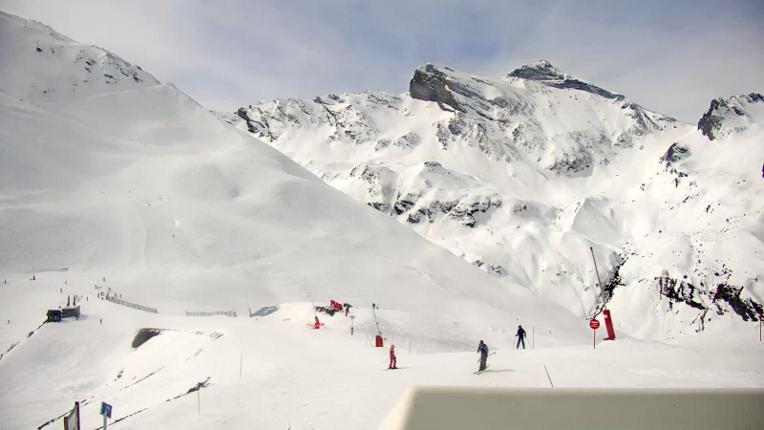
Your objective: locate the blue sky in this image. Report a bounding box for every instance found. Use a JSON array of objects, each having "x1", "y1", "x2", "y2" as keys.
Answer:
[{"x1": 1, "y1": 0, "x2": 762, "y2": 121}]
